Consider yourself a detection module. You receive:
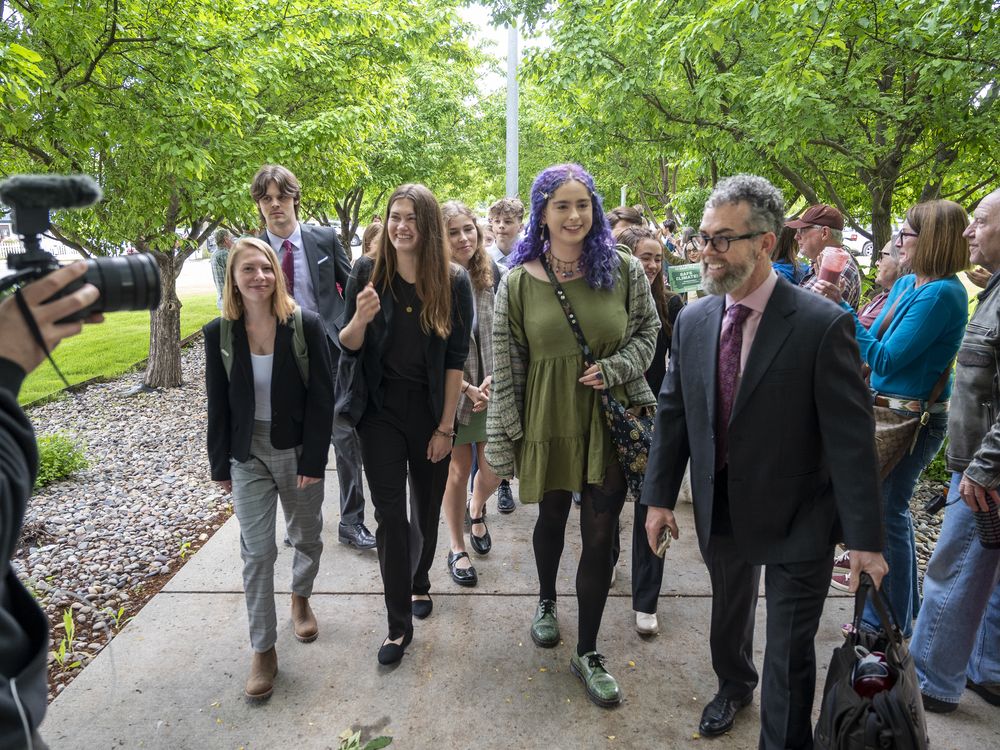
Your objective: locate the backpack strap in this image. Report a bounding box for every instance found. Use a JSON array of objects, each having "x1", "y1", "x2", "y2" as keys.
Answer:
[
  {"x1": 218, "y1": 312, "x2": 309, "y2": 387},
  {"x1": 291, "y1": 306, "x2": 310, "y2": 387},
  {"x1": 219, "y1": 318, "x2": 234, "y2": 381}
]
